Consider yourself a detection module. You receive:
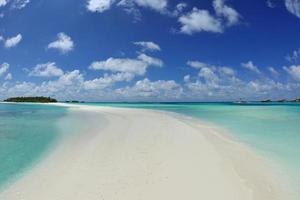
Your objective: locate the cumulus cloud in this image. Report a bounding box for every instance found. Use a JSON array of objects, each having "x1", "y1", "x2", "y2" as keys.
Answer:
[
  {"x1": 266, "y1": 0, "x2": 276, "y2": 8},
  {"x1": 285, "y1": 0, "x2": 300, "y2": 18},
  {"x1": 186, "y1": 60, "x2": 239, "y2": 93},
  {"x1": 87, "y1": 0, "x2": 167, "y2": 14},
  {"x1": 178, "y1": 8, "x2": 223, "y2": 34},
  {"x1": 198, "y1": 67, "x2": 219, "y2": 84},
  {"x1": 87, "y1": 0, "x2": 115, "y2": 12},
  {"x1": 134, "y1": 41, "x2": 161, "y2": 52},
  {"x1": 4, "y1": 34, "x2": 22, "y2": 48},
  {"x1": 11, "y1": 0, "x2": 30, "y2": 9},
  {"x1": 178, "y1": 0, "x2": 240, "y2": 35},
  {"x1": 1, "y1": 63, "x2": 300, "y2": 102},
  {"x1": 213, "y1": 0, "x2": 240, "y2": 26},
  {"x1": 29, "y1": 62, "x2": 64, "y2": 77},
  {"x1": 115, "y1": 78, "x2": 182, "y2": 100},
  {"x1": 137, "y1": 53, "x2": 163, "y2": 66},
  {"x1": 284, "y1": 65, "x2": 300, "y2": 81},
  {"x1": 219, "y1": 66, "x2": 235, "y2": 76},
  {"x1": 0, "y1": 0, "x2": 7, "y2": 7},
  {"x1": 83, "y1": 72, "x2": 133, "y2": 90},
  {"x1": 5, "y1": 73, "x2": 12, "y2": 80},
  {"x1": 132, "y1": 0, "x2": 167, "y2": 12},
  {"x1": 90, "y1": 58, "x2": 148, "y2": 75},
  {"x1": 37, "y1": 70, "x2": 84, "y2": 97},
  {"x1": 0, "y1": 63, "x2": 9, "y2": 76},
  {"x1": 47, "y1": 32, "x2": 74, "y2": 54},
  {"x1": 286, "y1": 48, "x2": 300, "y2": 63},
  {"x1": 268, "y1": 67, "x2": 279, "y2": 76},
  {"x1": 90, "y1": 54, "x2": 163, "y2": 76},
  {"x1": 172, "y1": 2, "x2": 188, "y2": 16},
  {"x1": 187, "y1": 60, "x2": 212, "y2": 69},
  {"x1": 184, "y1": 61, "x2": 297, "y2": 101},
  {"x1": 241, "y1": 61, "x2": 261, "y2": 74}
]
